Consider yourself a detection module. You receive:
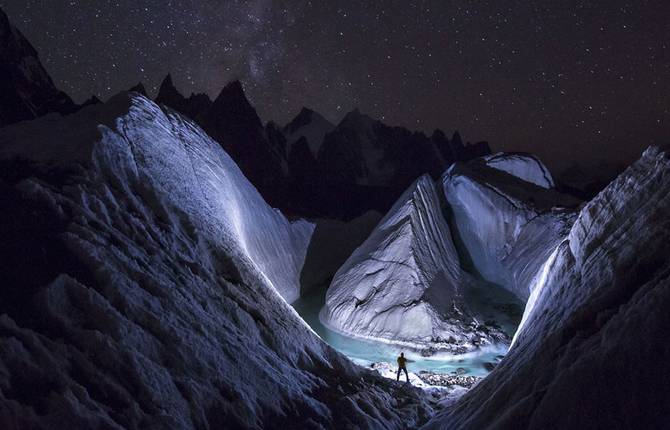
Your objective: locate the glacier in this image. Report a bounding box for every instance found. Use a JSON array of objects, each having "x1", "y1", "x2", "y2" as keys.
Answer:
[
  {"x1": 321, "y1": 175, "x2": 508, "y2": 352},
  {"x1": 424, "y1": 146, "x2": 670, "y2": 429},
  {"x1": 483, "y1": 152, "x2": 555, "y2": 189},
  {"x1": 0, "y1": 93, "x2": 435, "y2": 428},
  {"x1": 0, "y1": 92, "x2": 312, "y2": 304},
  {"x1": 441, "y1": 155, "x2": 580, "y2": 300}
]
